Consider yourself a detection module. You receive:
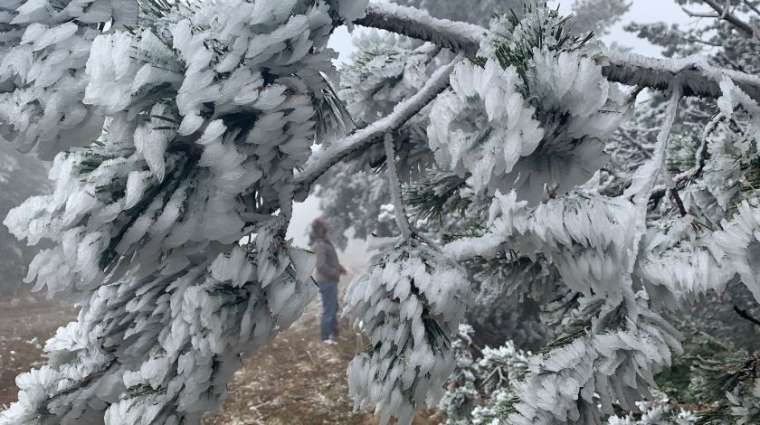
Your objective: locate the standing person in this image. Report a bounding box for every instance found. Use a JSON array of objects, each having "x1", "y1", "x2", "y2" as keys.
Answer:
[{"x1": 310, "y1": 218, "x2": 346, "y2": 344}]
